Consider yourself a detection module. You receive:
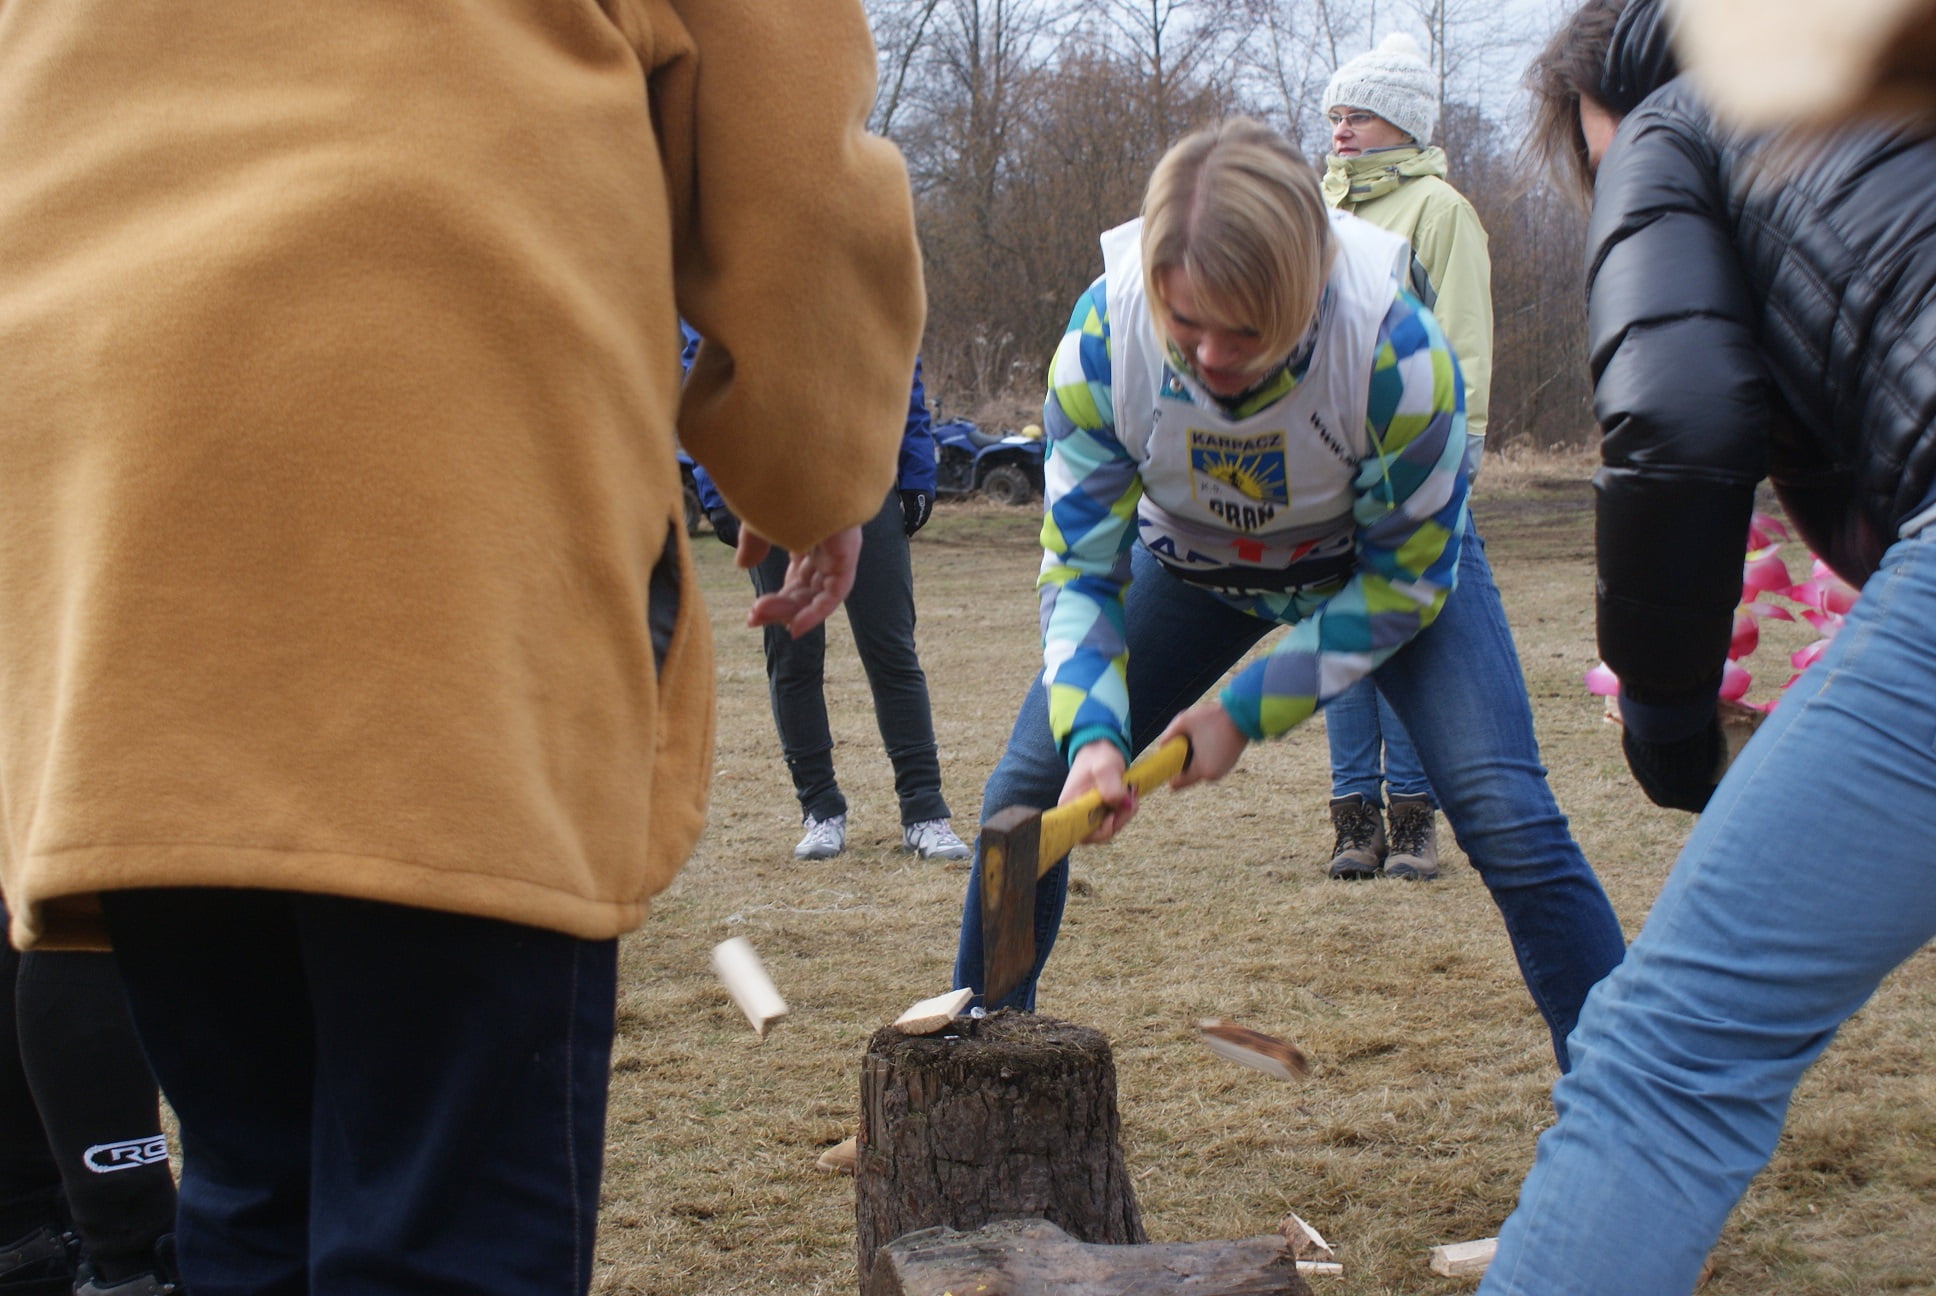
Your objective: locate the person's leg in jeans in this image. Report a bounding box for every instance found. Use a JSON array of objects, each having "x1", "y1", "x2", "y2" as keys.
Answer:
[
  {"x1": 103, "y1": 888, "x2": 617, "y2": 1296},
  {"x1": 749, "y1": 548, "x2": 843, "y2": 825},
  {"x1": 1373, "y1": 693, "x2": 1432, "y2": 803},
  {"x1": 954, "y1": 545, "x2": 1272, "y2": 1008},
  {"x1": 1373, "y1": 526, "x2": 1626, "y2": 1068},
  {"x1": 1324, "y1": 678, "x2": 1386, "y2": 803},
  {"x1": 843, "y1": 491, "x2": 949, "y2": 826},
  {"x1": 1481, "y1": 529, "x2": 1936, "y2": 1296},
  {"x1": 15, "y1": 951, "x2": 178, "y2": 1284}
]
